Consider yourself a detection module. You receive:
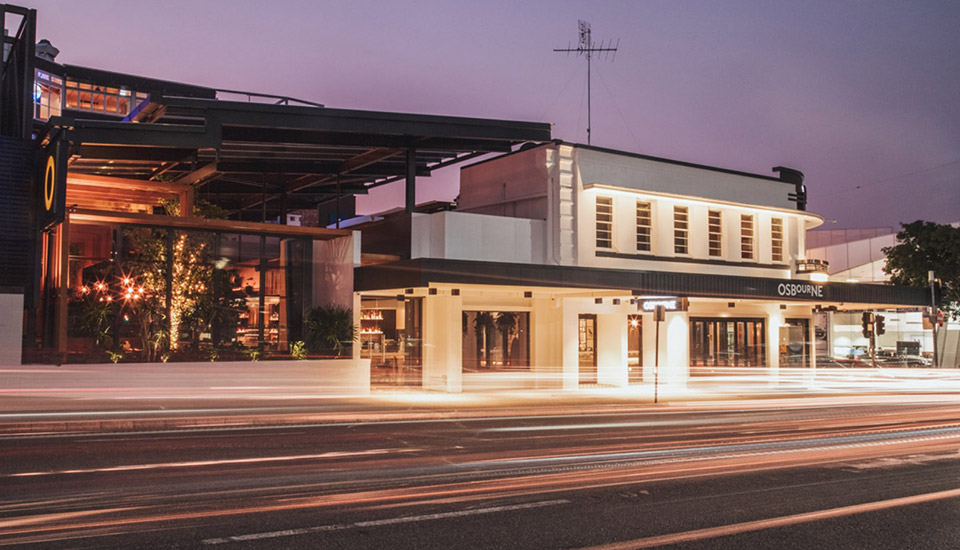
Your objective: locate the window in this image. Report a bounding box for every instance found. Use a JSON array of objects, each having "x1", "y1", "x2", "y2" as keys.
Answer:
[
  {"x1": 596, "y1": 196, "x2": 613, "y2": 249},
  {"x1": 740, "y1": 214, "x2": 755, "y2": 260},
  {"x1": 33, "y1": 70, "x2": 62, "y2": 121},
  {"x1": 674, "y1": 206, "x2": 689, "y2": 254},
  {"x1": 63, "y1": 78, "x2": 146, "y2": 117},
  {"x1": 636, "y1": 201, "x2": 652, "y2": 252},
  {"x1": 708, "y1": 210, "x2": 722, "y2": 257},
  {"x1": 771, "y1": 218, "x2": 784, "y2": 263}
]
